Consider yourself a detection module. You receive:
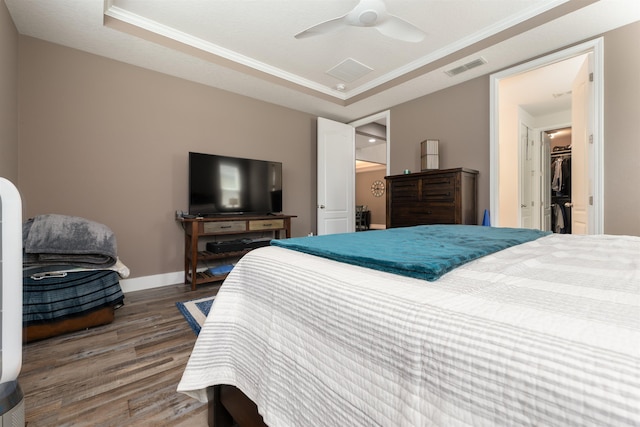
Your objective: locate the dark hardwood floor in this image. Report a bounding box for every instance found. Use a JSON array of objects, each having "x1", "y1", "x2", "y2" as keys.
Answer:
[{"x1": 20, "y1": 282, "x2": 220, "y2": 426}]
